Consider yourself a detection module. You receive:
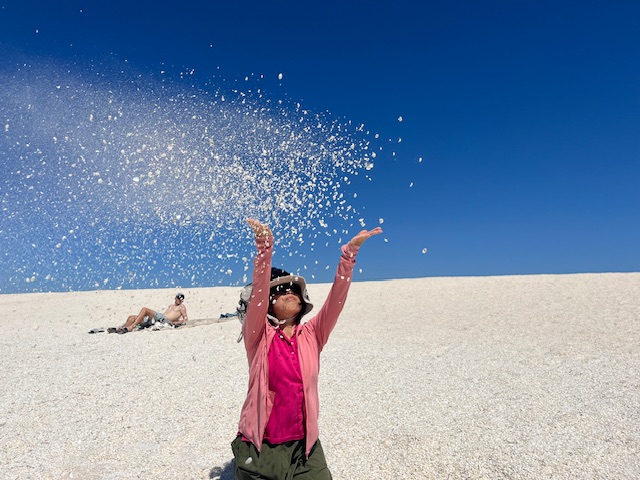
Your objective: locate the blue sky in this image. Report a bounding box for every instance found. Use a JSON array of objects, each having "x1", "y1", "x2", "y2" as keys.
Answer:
[{"x1": 1, "y1": 1, "x2": 639, "y2": 293}]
